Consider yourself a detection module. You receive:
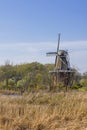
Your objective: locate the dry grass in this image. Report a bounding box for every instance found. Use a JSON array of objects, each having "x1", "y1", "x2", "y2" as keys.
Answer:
[
  {"x1": 0, "y1": 91, "x2": 87, "y2": 130},
  {"x1": 0, "y1": 90, "x2": 22, "y2": 95}
]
